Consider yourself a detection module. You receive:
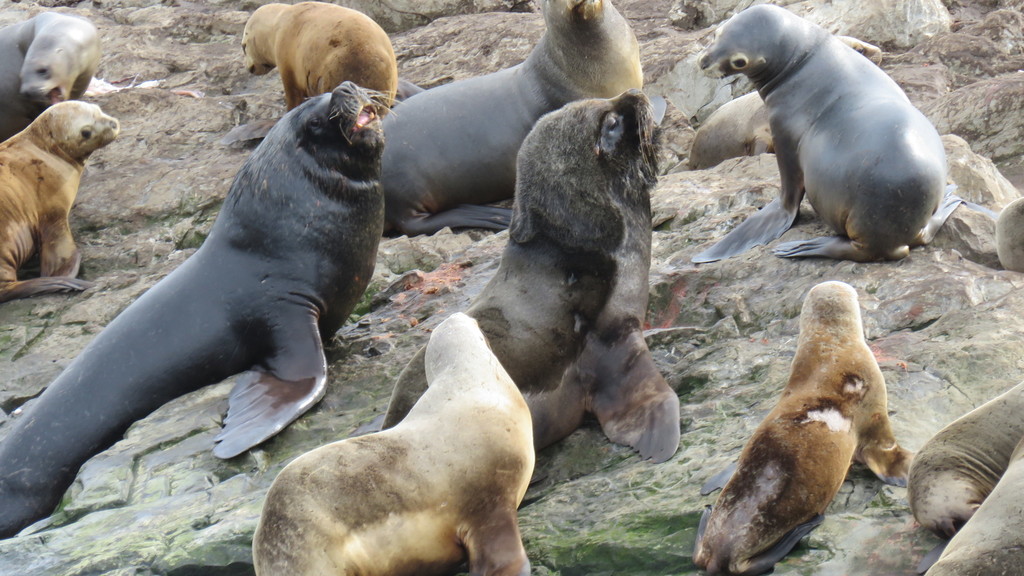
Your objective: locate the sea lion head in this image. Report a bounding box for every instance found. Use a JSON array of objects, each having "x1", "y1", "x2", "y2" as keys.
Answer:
[
  {"x1": 242, "y1": 3, "x2": 287, "y2": 75},
  {"x1": 510, "y1": 89, "x2": 659, "y2": 253},
  {"x1": 798, "y1": 281, "x2": 864, "y2": 341},
  {"x1": 21, "y1": 38, "x2": 73, "y2": 107},
  {"x1": 30, "y1": 101, "x2": 119, "y2": 161},
  {"x1": 698, "y1": 5, "x2": 823, "y2": 88}
]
